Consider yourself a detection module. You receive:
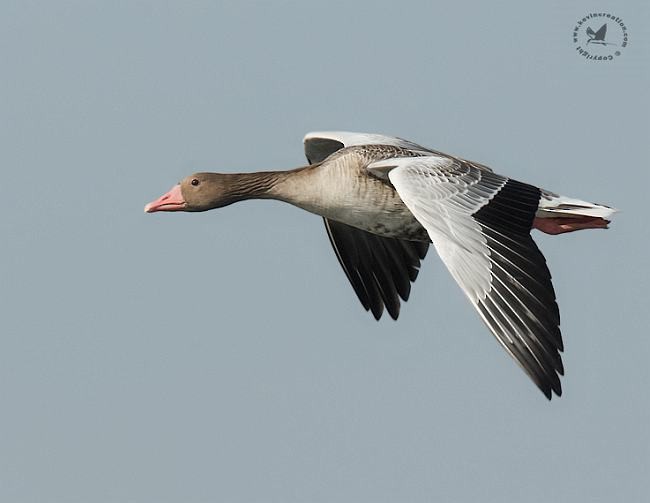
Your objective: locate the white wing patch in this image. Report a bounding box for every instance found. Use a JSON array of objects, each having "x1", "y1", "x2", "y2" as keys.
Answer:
[{"x1": 375, "y1": 156, "x2": 507, "y2": 302}]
